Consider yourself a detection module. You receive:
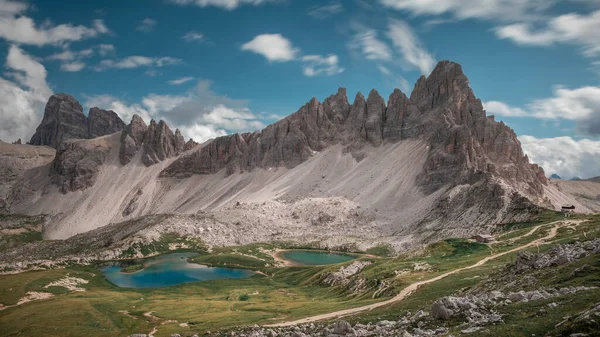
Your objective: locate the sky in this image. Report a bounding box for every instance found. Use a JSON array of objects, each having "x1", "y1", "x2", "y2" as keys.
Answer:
[{"x1": 0, "y1": 0, "x2": 599, "y2": 179}]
